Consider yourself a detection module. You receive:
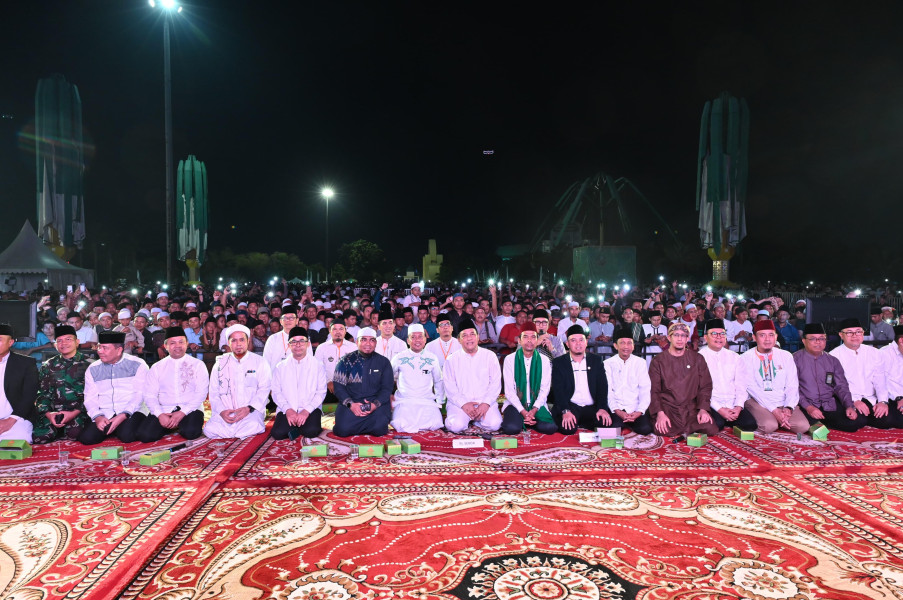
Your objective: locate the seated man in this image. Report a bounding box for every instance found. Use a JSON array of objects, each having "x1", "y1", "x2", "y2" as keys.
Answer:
[
  {"x1": 443, "y1": 319, "x2": 503, "y2": 433},
  {"x1": 204, "y1": 324, "x2": 271, "y2": 439},
  {"x1": 698, "y1": 319, "x2": 757, "y2": 432},
  {"x1": 603, "y1": 330, "x2": 653, "y2": 435},
  {"x1": 32, "y1": 325, "x2": 91, "y2": 444},
  {"x1": 138, "y1": 326, "x2": 208, "y2": 442},
  {"x1": 533, "y1": 309, "x2": 566, "y2": 361},
  {"x1": 551, "y1": 325, "x2": 612, "y2": 435},
  {"x1": 271, "y1": 326, "x2": 328, "y2": 440},
  {"x1": 830, "y1": 317, "x2": 903, "y2": 429},
  {"x1": 501, "y1": 324, "x2": 557, "y2": 435},
  {"x1": 649, "y1": 322, "x2": 718, "y2": 437},
  {"x1": 332, "y1": 327, "x2": 394, "y2": 437},
  {"x1": 794, "y1": 322, "x2": 867, "y2": 432},
  {"x1": 391, "y1": 324, "x2": 444, "y2": 432},
  {"x1": 0, "y1": 323, "x2": 38, "y2": 442},
  {"x1": 740, "y1": 320, "x2": 808, "y2": 434},
  {"x1": 80, "y1": 332, "x2": 148, "y2": 445},
  {"x1": 882, "y1": 326, "x2": 903, "y2": 416},
  {"x1": 774, "y1": 306, "x2": 801, "y2": 353}
]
